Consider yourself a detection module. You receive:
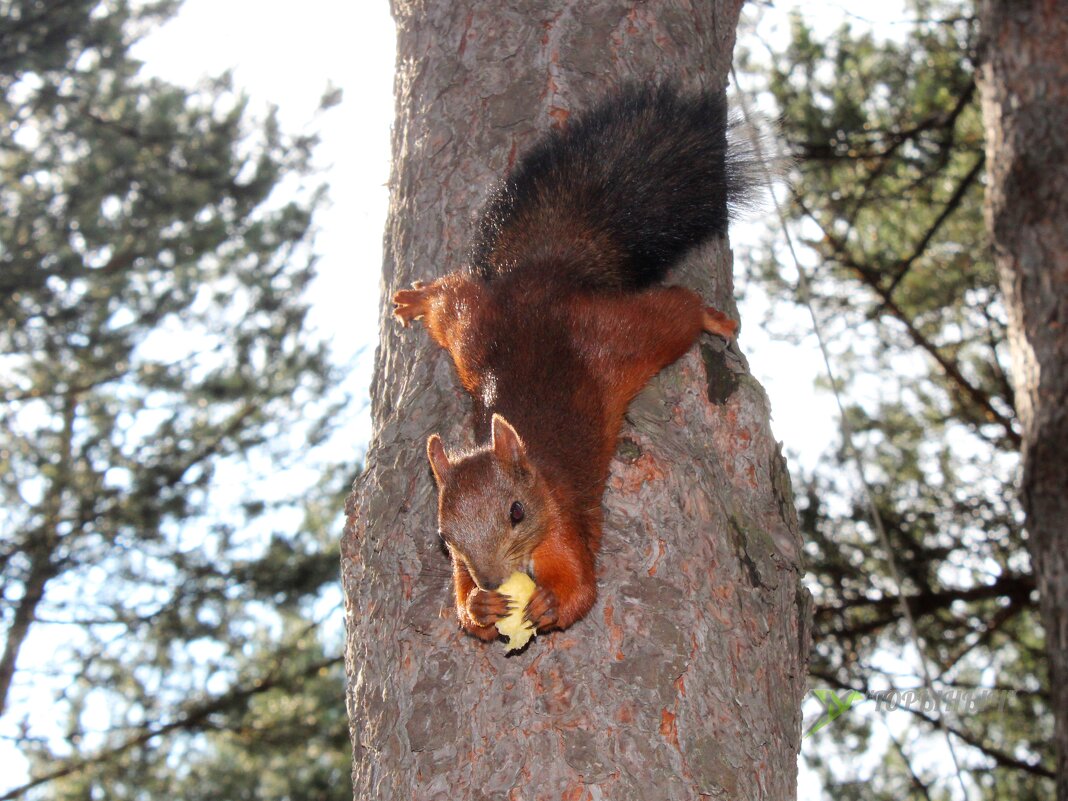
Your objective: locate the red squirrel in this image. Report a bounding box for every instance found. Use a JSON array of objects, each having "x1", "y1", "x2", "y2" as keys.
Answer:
[{"x1": 393, "y1": 84, "x2": 750, "y2": 642}]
